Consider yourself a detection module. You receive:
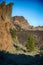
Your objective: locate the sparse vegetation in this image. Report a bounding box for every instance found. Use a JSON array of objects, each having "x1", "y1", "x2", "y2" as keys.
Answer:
[
  {"x1": 10, "y1": 28, "x2": 16, "y2": 38},
  {"x1": 40, "y1": 50, "x2": 43, "y2": 55},
  {"x1": 26, "y1": 33, "x2": 35, "y2": 51},
  {"x1": 40, "y1": 47, "x2": 43, "y2": 55},
  {"x1": 16, "y1": 25, "x2": 21, "y2": 31}
]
